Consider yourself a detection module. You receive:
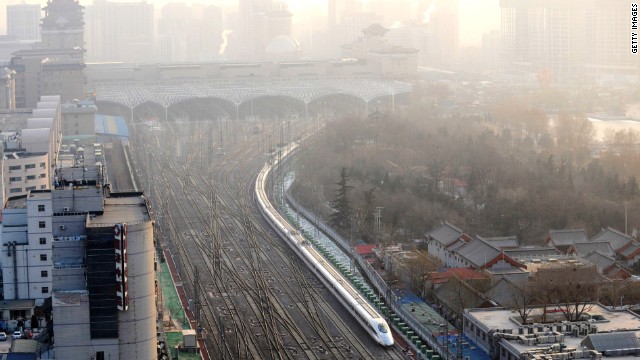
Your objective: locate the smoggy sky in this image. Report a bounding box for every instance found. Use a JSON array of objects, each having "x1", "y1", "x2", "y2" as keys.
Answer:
[{"x1": 1, "y1": 0, "x2": 500, "y2": 47}]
